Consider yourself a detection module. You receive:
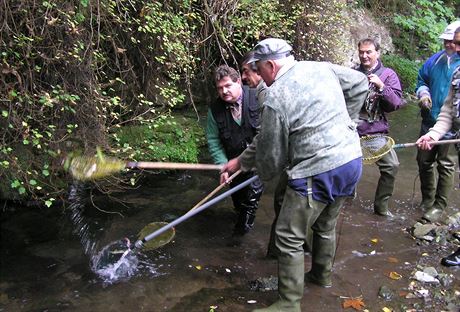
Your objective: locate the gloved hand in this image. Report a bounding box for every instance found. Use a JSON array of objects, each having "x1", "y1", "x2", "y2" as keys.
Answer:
[{"x1": 419, "y1": 96, "x2": 432, "y2": 110}]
